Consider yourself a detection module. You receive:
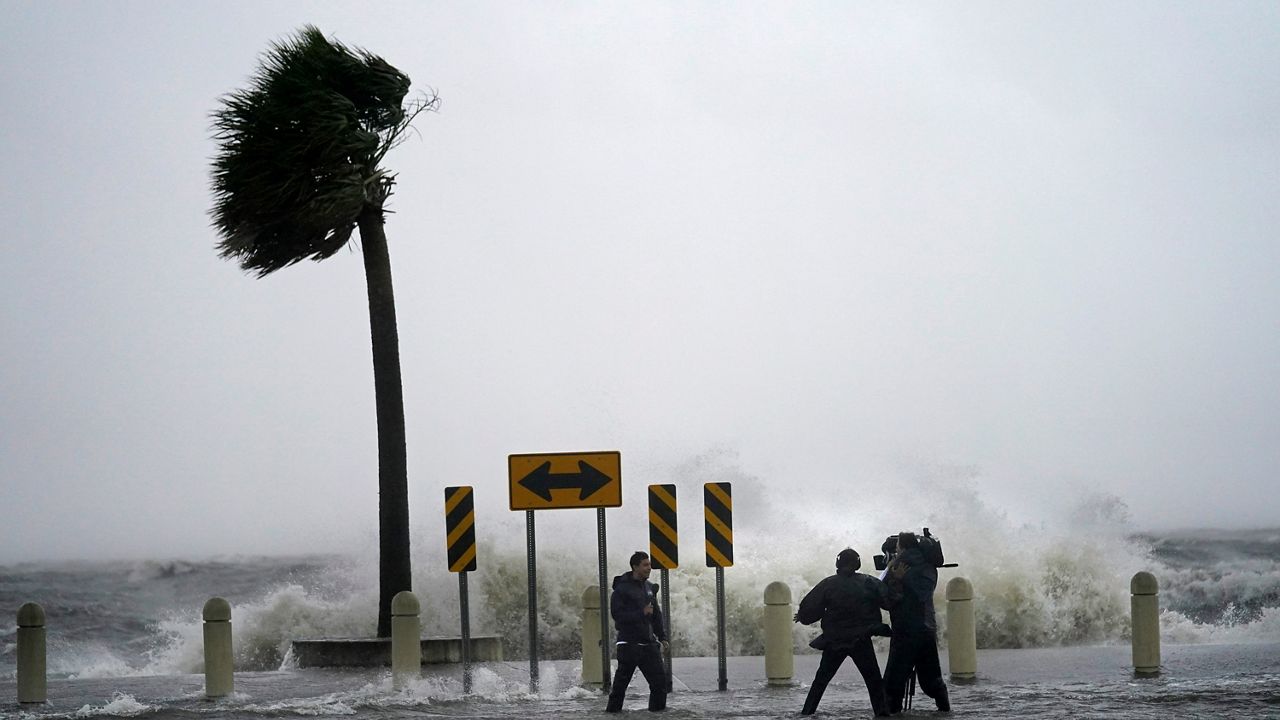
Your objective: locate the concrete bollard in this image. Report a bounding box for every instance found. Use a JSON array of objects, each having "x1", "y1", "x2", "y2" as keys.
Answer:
[
  {"x1": 581, "y1": 586, "x2": 603, "y2": 687},
  {"x1": 203, "y1": 598, "x2": 234, "y2": 698},
  {"x1": 17, "y1": 602, "x2": 47, "y2": 704},
  {"x1": 1131, "y1": 572, "x2": 1161, "y2": 675},
  {"x1": 391, "y1": 591, "x2": 422, "y2": 687},
  {"x1": 763, "y1": 581, "x2": 794, "y2": 686},
  {"x1": 945, "y1": 577, "x2": 977, "y2": 681}
]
